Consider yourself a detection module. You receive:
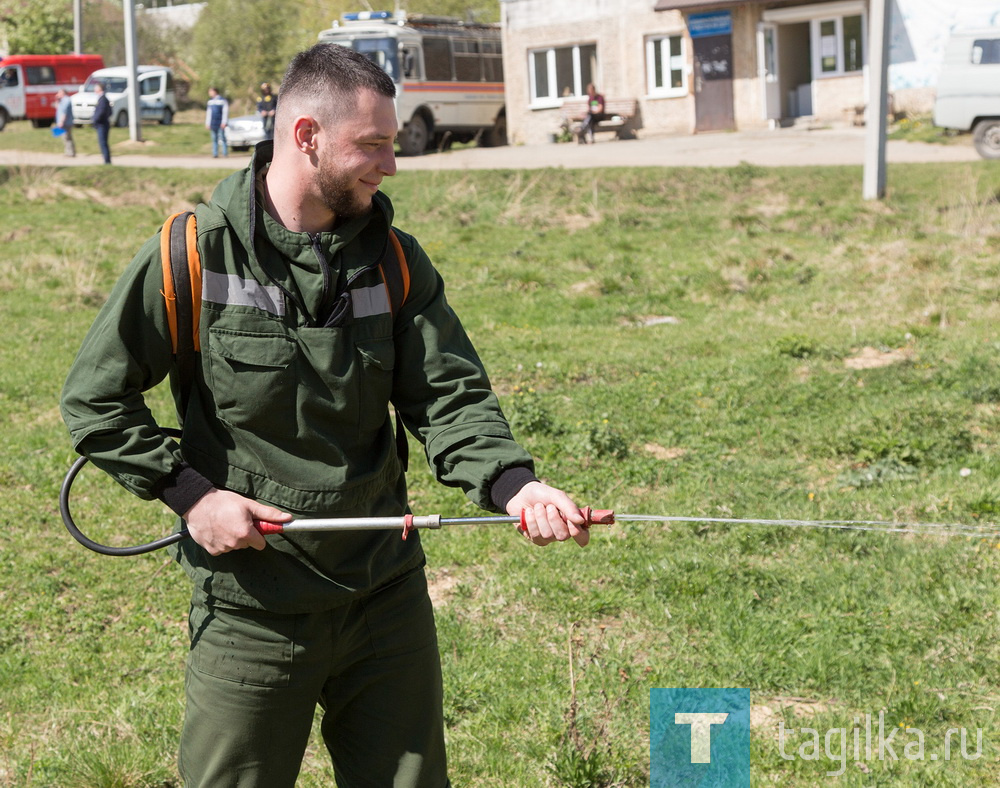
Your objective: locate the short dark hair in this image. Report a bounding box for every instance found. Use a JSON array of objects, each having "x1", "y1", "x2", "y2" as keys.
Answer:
[{"x1": 280, "y1": 43, "x2": 395, "y2": 117}]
